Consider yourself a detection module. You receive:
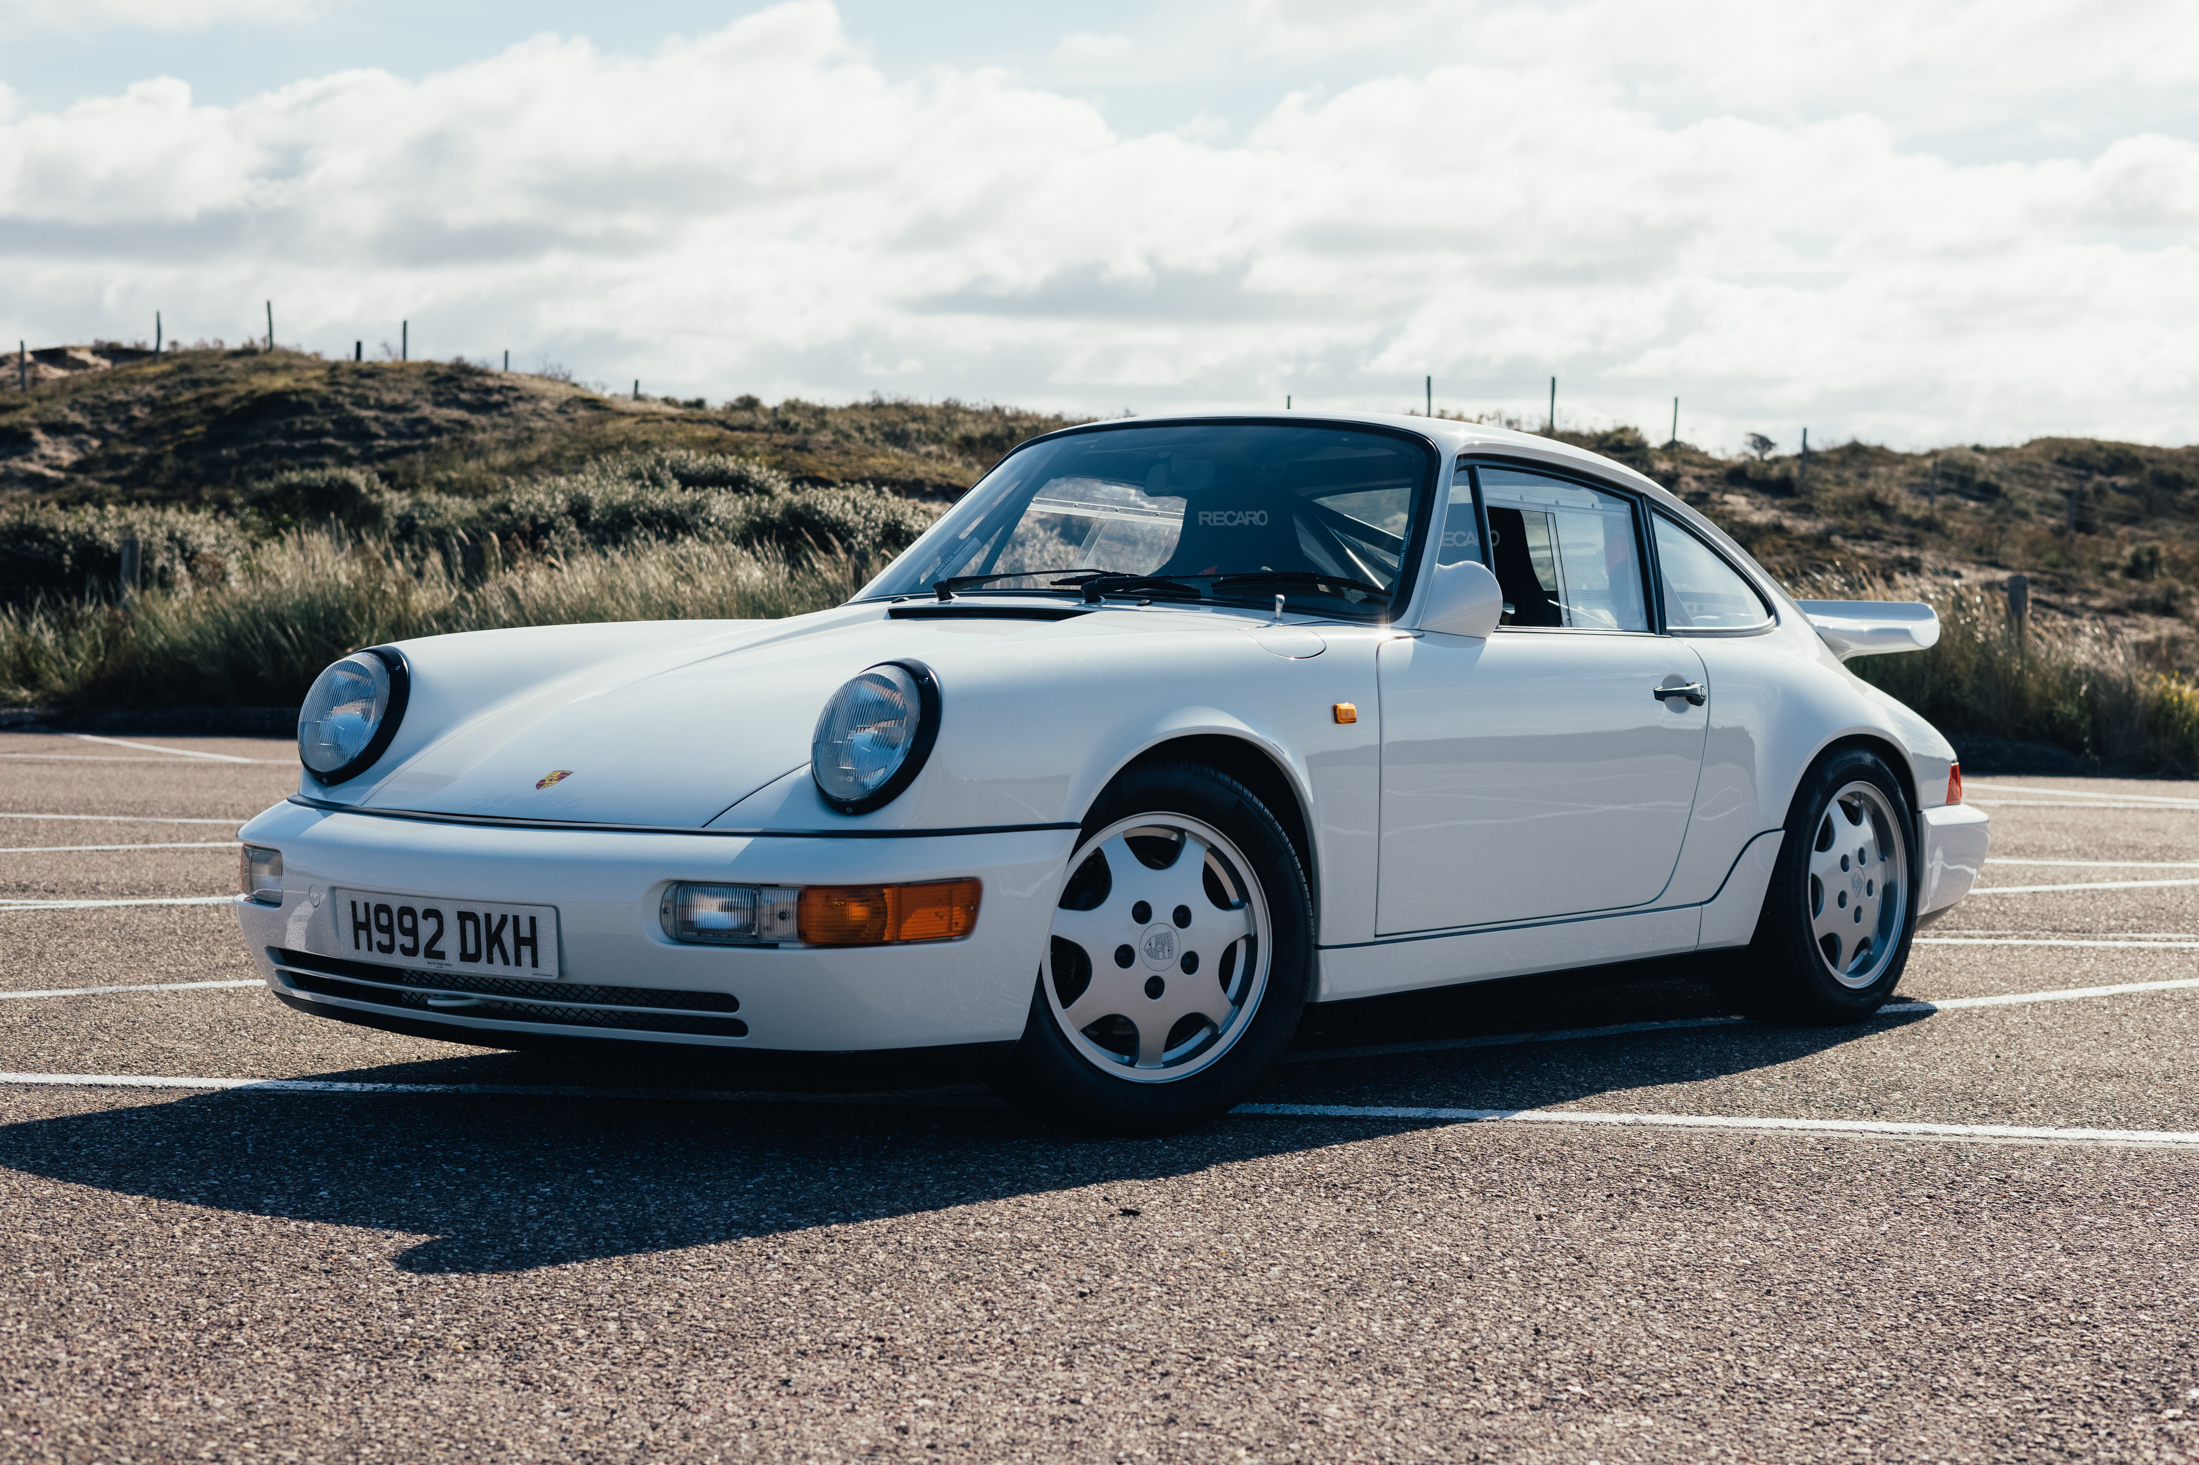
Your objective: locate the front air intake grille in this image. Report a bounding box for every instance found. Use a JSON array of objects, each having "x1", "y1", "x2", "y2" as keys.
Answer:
[{"x1": 272, "y1": 948, "x2": 748, "y2": 1038}]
